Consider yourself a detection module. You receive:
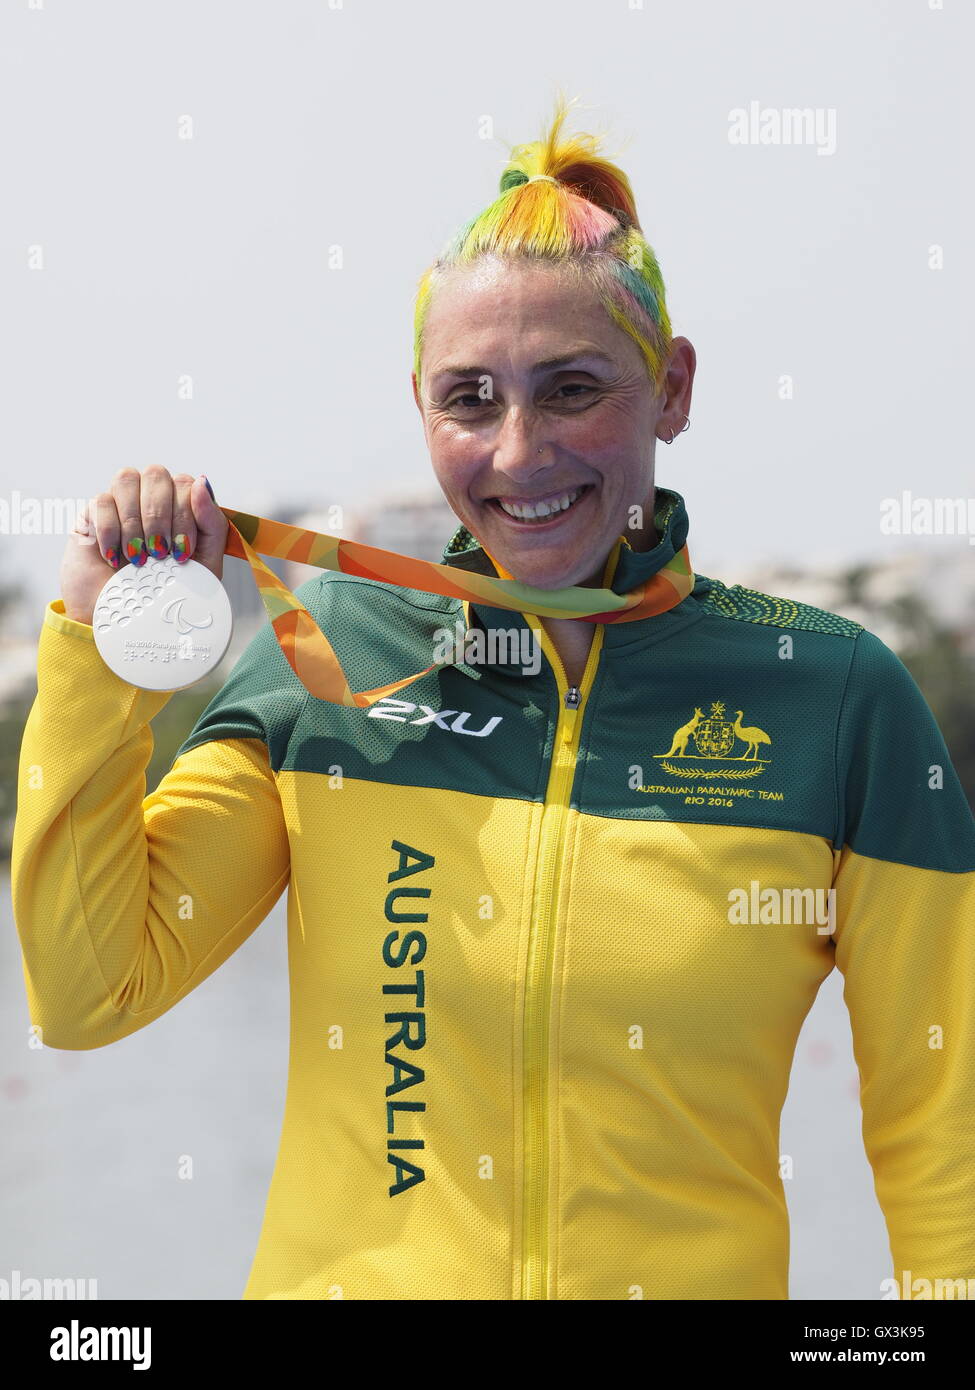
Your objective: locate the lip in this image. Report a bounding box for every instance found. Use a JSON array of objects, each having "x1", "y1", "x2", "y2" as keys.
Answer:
[{"x1": 487, "y1": 484, "x2": 594, "y2": 529}]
